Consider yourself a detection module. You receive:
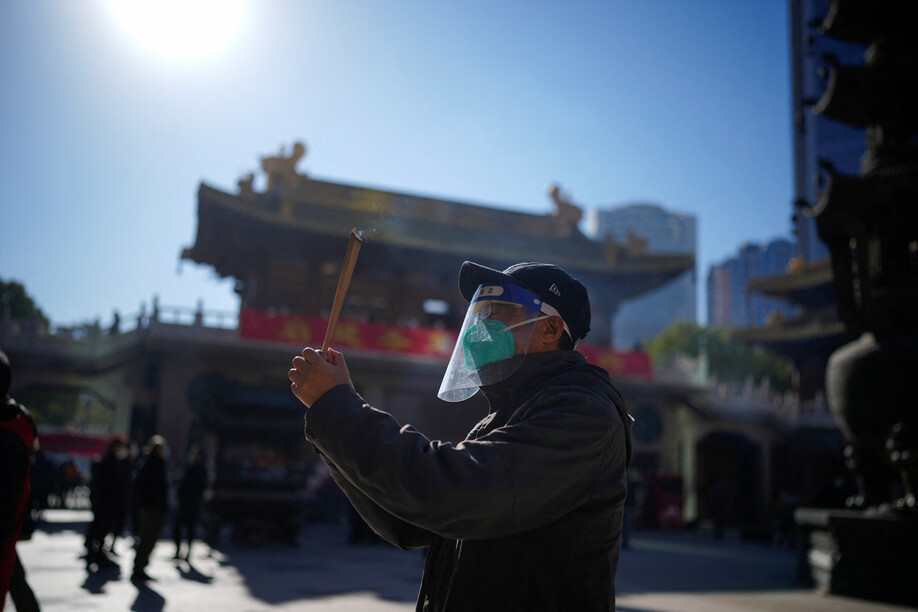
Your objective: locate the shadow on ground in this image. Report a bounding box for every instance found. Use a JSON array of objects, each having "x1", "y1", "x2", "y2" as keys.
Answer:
[
  {"x1": 208, "y1": 522, "x2": 423, "y2": 606},
  {"x1": 176, "y1": 561, "x2": 214, "y2": 584},
  {"x1": 130, "y1": 583, "x2": 166, "y2": 612},
  {"x1": 212, "y1": 524, "x2": 804, "y2": 607},
  {"x1": 80, "y1": 567, "x2": 122, "y2": 594},
  {"x1": 30, "y1": 511, "x2": 809, "y2": 609}
]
